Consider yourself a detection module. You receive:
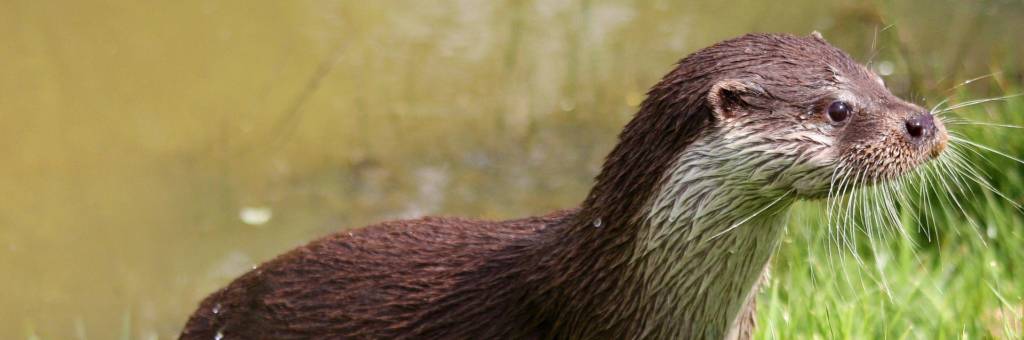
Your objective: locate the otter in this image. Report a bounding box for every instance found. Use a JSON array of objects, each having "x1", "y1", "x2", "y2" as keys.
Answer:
[{"x1": 180, "y1": 33, "x2": 947, "y2": 339}]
